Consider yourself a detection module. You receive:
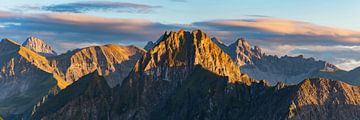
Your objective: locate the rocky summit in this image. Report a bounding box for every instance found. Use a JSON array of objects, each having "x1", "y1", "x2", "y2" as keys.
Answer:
[
  {"x1": 50, "y1": 44, "x2": 145, "y2": 87},
  {"x1": 1, "y1": 30, "x2": 360, "y2": 120},
  {"x1": 22, "y1": 37, "x2": 57, "y2": 57},
  {"x1": 27, "y1": 30, "x2": 360, "y2": 120}
]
